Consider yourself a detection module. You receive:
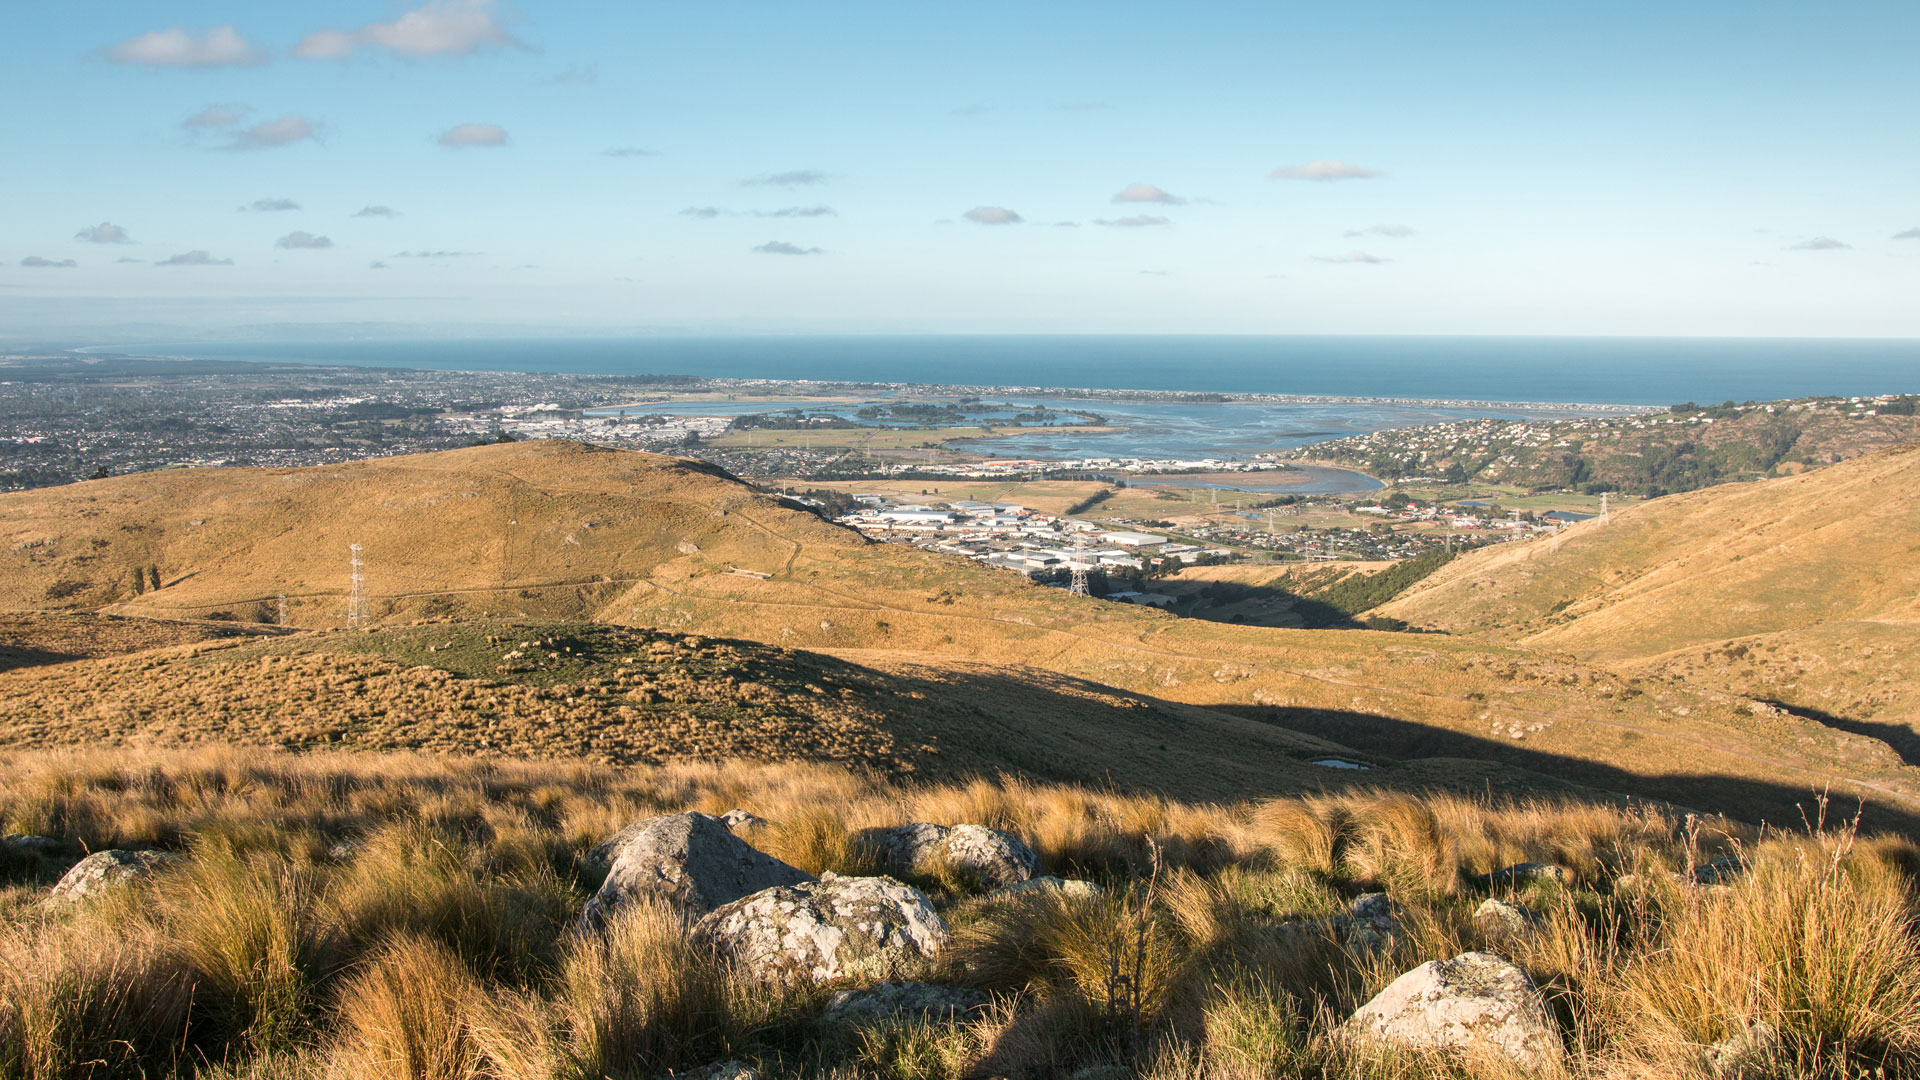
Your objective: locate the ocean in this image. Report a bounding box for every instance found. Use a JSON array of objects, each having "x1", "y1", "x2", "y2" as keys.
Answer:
[{"x1": 122, "y1": 335, "x2": 1920, "y2": 407}]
